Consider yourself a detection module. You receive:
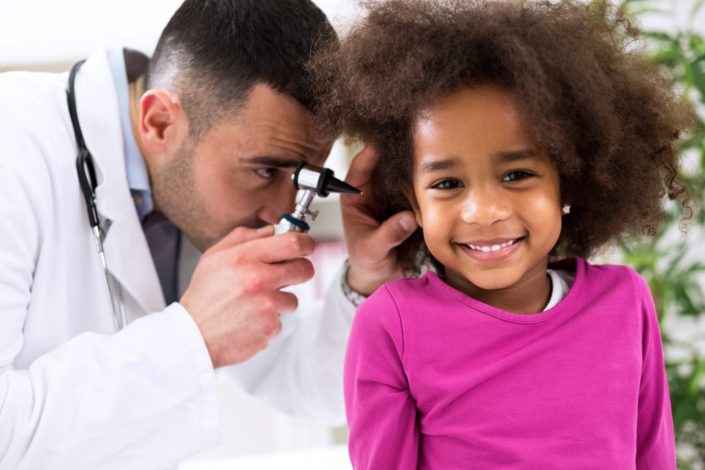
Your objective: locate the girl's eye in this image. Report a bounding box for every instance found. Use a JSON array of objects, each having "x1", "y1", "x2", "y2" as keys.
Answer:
[
  {"x1": 255, "y1": 168, "x2": 277, "y2": 179},
  {"x1": 431, "y1": 179, "x2": 462, "y2": 190},
  {"x1": 502, "y1": 170, "x2": 533, "y2": 183}
]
